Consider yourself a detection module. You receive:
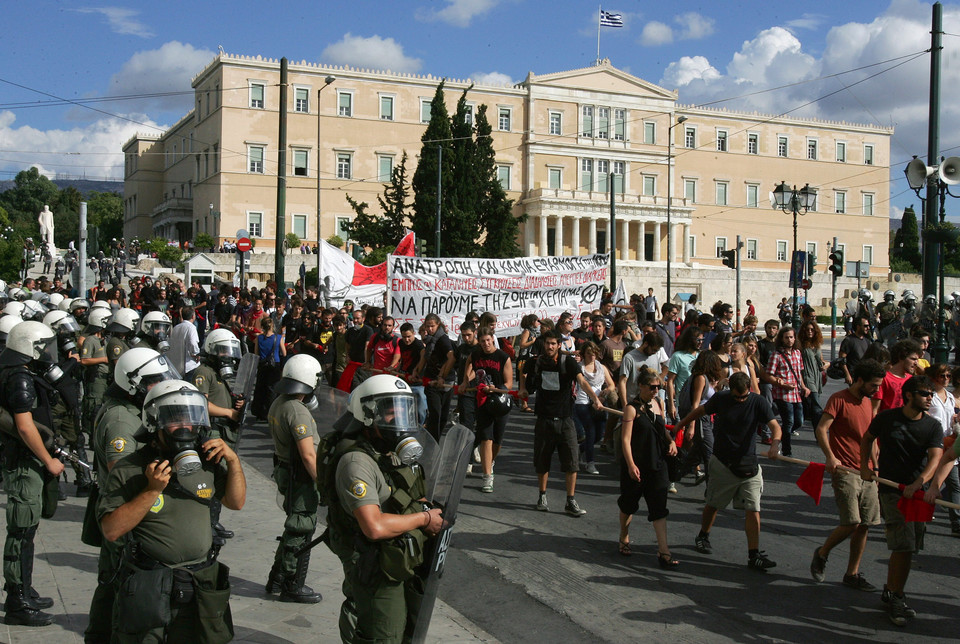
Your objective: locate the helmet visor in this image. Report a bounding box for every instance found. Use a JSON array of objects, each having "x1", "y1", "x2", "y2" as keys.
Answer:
[
  {"x1": 135, "y1": 355, "x2": 181, "y2": 392},
  {"x1": 145, "y1": 321, "x2": 172, "y2": 337},
  {"x1": 36, "y1": 336, "x2": 58, "y2": 364},
  {"x1": 147, "y1": 389, "x2": 210, "y2": 435},
  {"x1": 58, "y1": 317, "x2": 81, "y2": 334},
  {"x1": 213, "y1": 343, "x2": 242, "y2": 361},
  {"x1": 369, "y1": 394, "x2": 419, "y2": 436}
]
